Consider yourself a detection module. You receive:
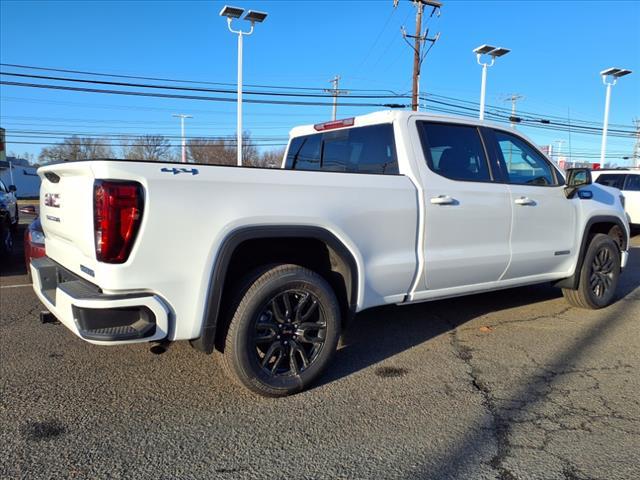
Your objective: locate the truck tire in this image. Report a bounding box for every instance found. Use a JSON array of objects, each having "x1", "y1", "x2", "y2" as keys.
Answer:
[
  {"x1": 222, "y1": 264, "x2": 341, "y2": 397},
  {"x1": 562, "y1": 233, "x2": 620, "y2": 309}
]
